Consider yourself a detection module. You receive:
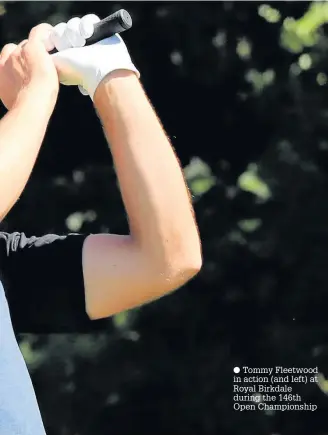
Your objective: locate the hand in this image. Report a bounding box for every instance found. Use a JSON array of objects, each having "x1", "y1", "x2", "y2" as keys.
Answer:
[
  {"x1": 49, "y1": 14, "x2": 139, "y2": 100},
  {"x1": 0, "y1": 24, "x2": 59, "y2": 110}
]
